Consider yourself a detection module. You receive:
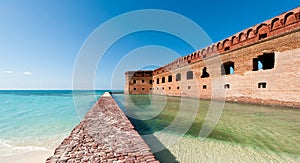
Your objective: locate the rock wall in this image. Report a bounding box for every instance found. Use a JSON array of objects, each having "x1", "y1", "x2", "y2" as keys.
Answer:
[{"x1": 46, "y1": 93, "x2": 158, "y2": 163}]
